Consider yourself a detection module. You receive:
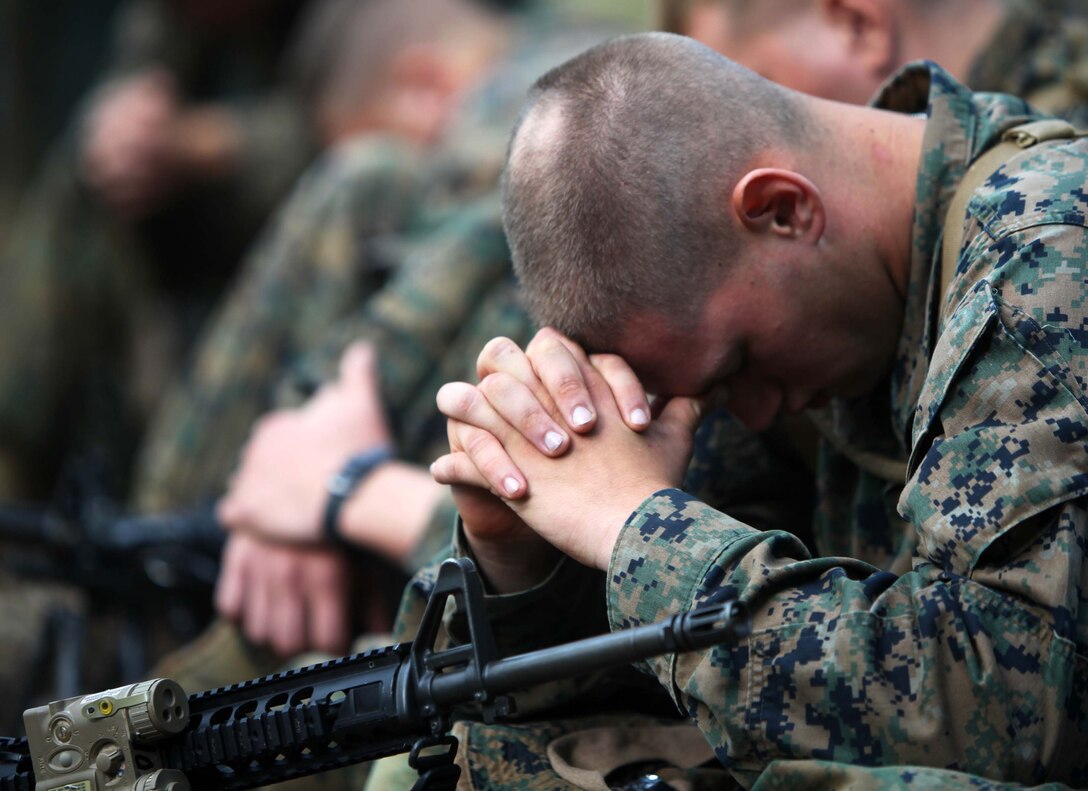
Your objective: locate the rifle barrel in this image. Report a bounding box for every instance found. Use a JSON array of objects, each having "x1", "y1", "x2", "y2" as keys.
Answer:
[
  {"x1": 431, "y1": 601, "x2": 748, "y2": 705},
  {"x1": 0, "y1": 504, "x2": 68, "y2": 545}
]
